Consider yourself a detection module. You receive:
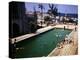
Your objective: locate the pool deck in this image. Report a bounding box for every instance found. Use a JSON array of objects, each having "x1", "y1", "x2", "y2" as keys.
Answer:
[
  {"x1": 10, "y1": 24, "x2": 78, "y2": 56},
  {"x1": 11, "y1": 24, "x2": 76, "y2": 44},
  {"x1": 48, "y1": 28, "x2": 78, "y2": 56},
  {"x1": 11, "y1": 26, "x2": 54, "y2": 44}
]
